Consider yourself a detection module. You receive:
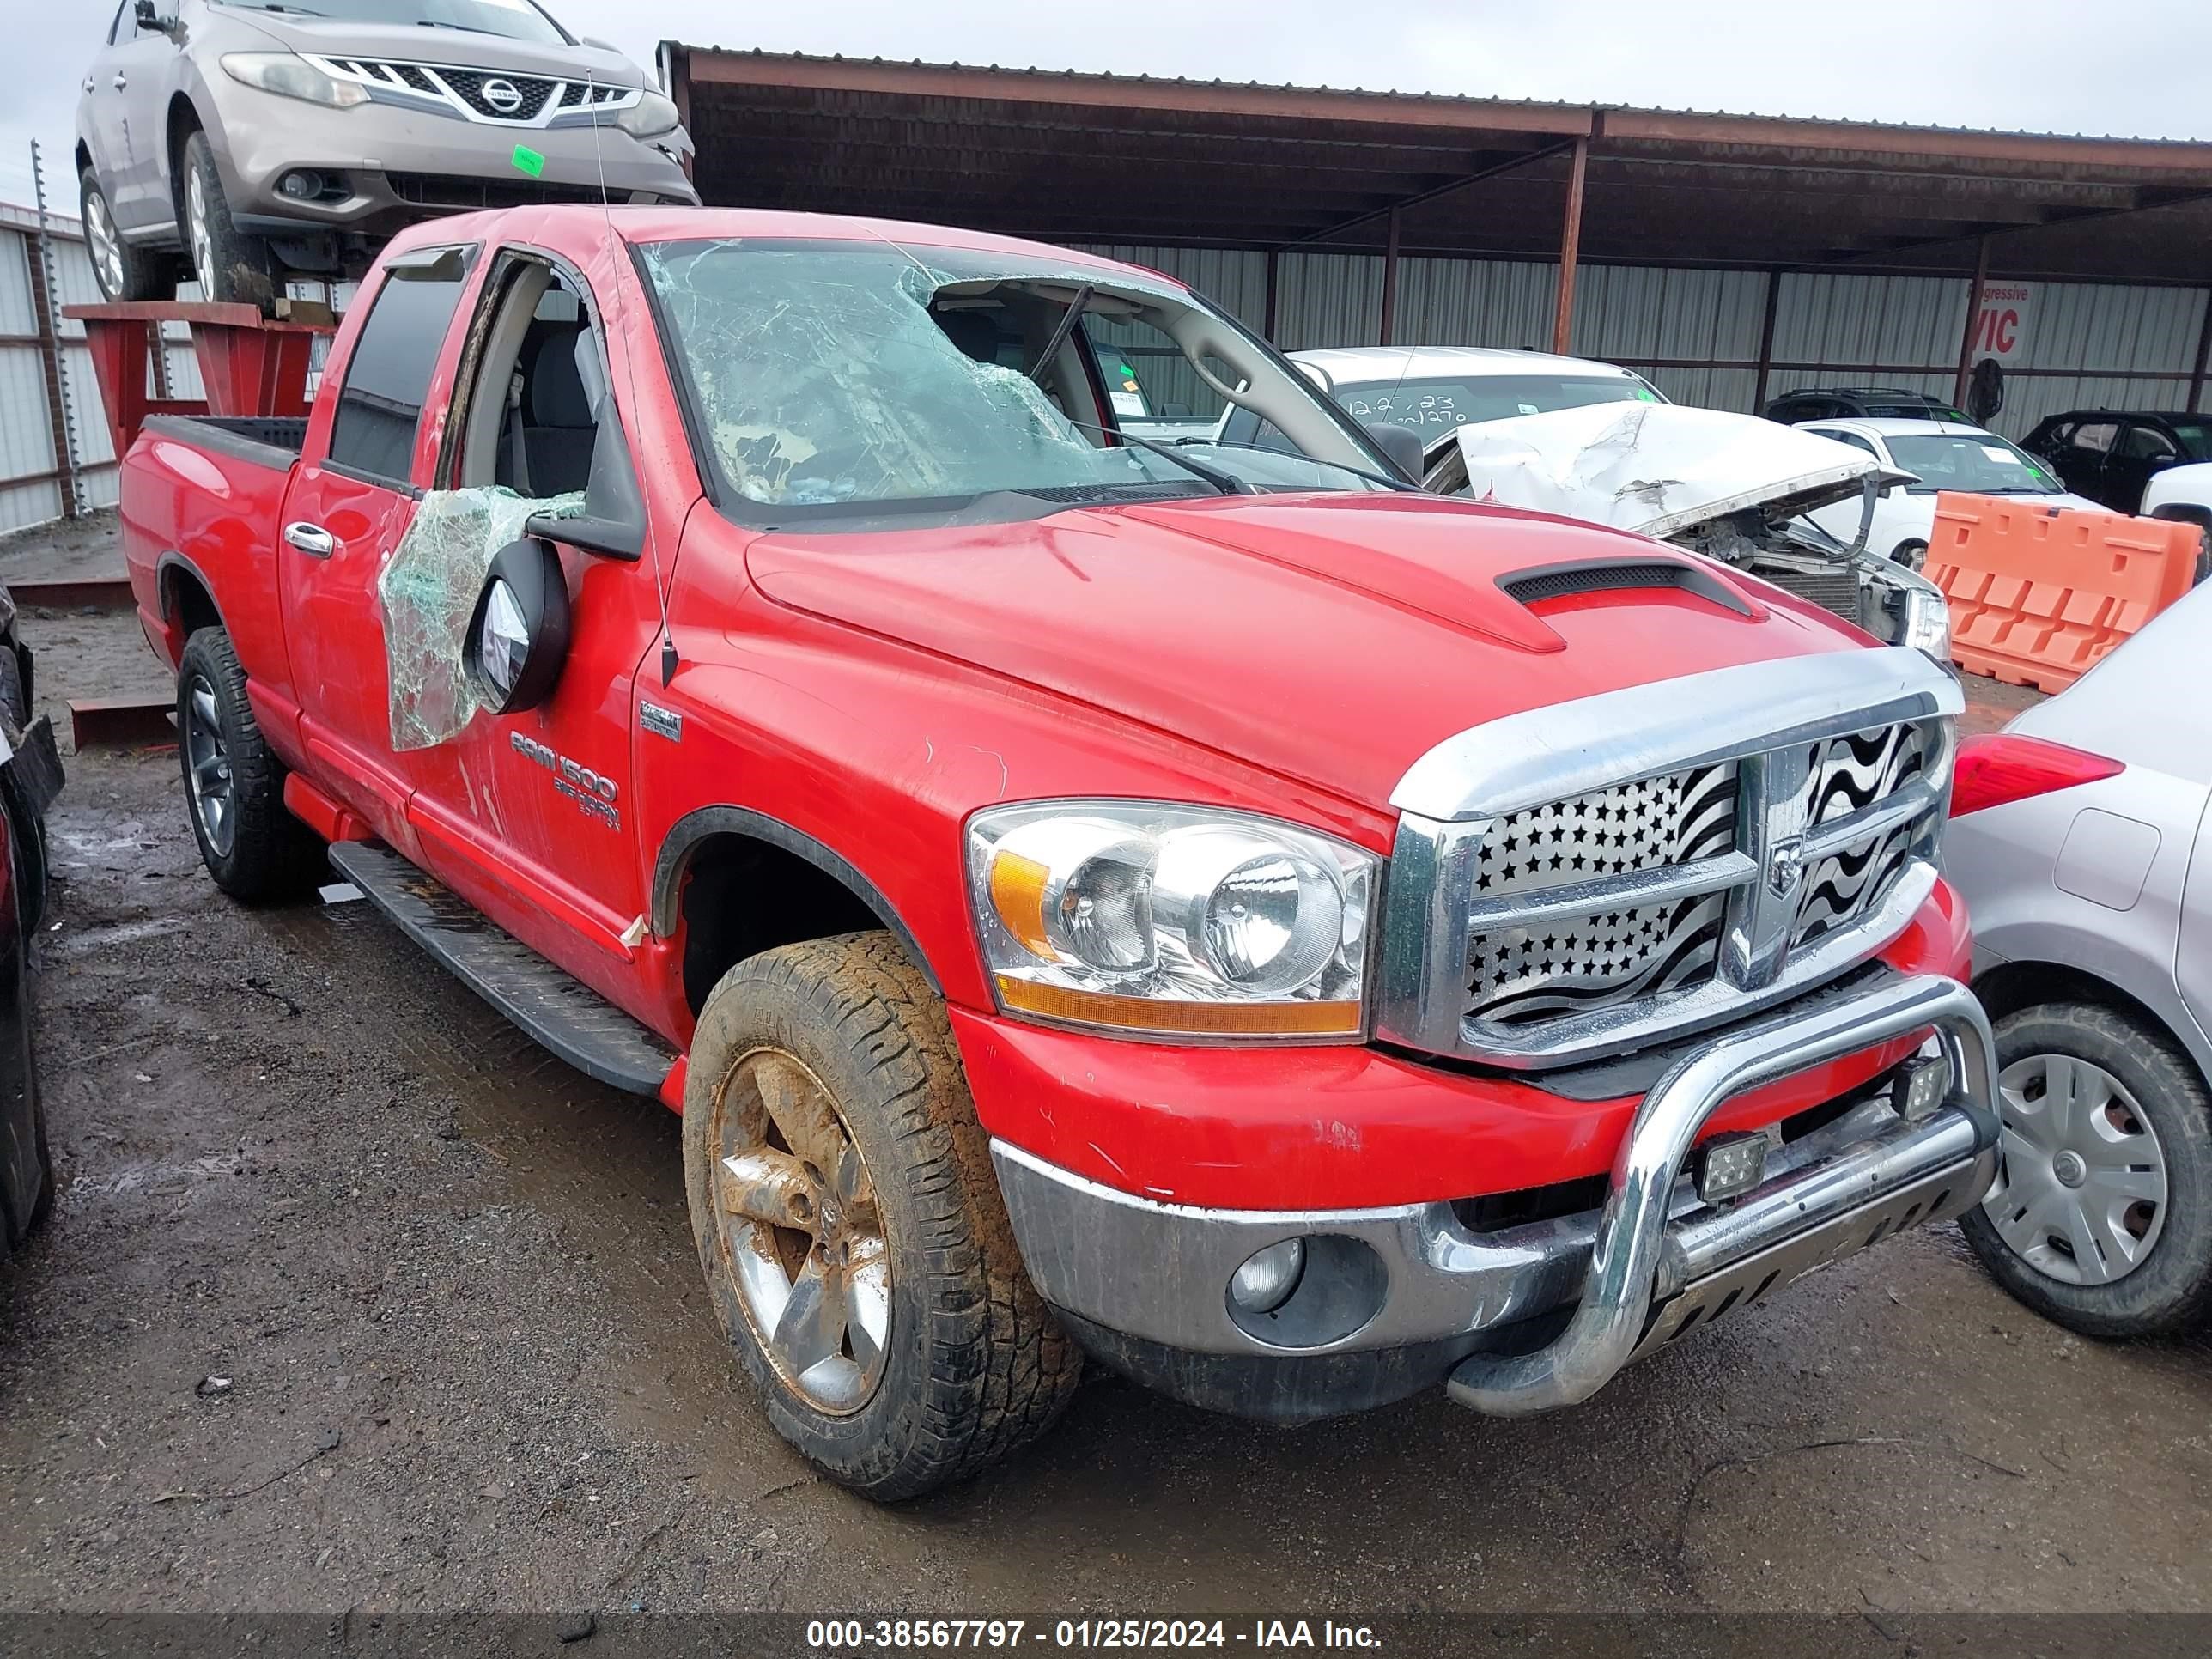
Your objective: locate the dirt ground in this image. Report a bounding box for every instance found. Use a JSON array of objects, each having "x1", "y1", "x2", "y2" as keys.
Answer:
[{"x1": 2, "y1": 514, "x2": 2207, "y2": 1625}]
